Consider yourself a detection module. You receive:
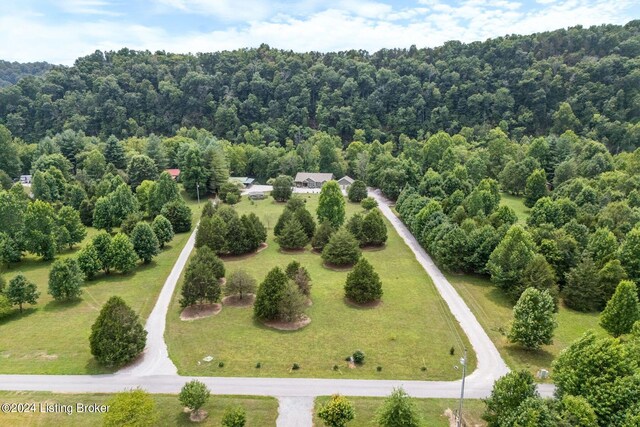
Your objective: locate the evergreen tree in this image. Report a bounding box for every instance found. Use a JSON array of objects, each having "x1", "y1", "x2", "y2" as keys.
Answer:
[
  {"x1": 225, "y1": 216, "x2": 247, "y2": 255},
  {"x1": 346, "y1": 213, "x2": 364, "y2": 243},
  {"x1": 79, "y1": 198, "x2": 94, "y2": 226},
  {"x1": 6, "y1": 274, "x2": 39, "y2": 312},
  {"x1": 110, "y1": 233, "x2": 138, "y2": 273},
  {"x1": 89, "y1": 296, "x2": 147, "y2": 367},
  {"x1": 294, "y1": 207, "x2": 316, "y2": 240},
  {"x1": 347, "y1": 180, "x2": 367, "y2": 202},
  {"x1": 110, "y1": 183, "x2": 140, "y2": 224},
  {"x1": 524, "y1": 169, "x2": 548, "y2": 208},
  {"x1": 130, "y1": 222, "x2": 160, "y2": 263},
  {"x1": 23, "y1": 199, "x2": 60, "y2": 260},
  {"x1": 145, "y1": 134, "x2": 167, "y2": 172},
  {"x1": 311, "y1": 220, "x2": 335, "y2": 251},
  {"x1": 274, "y1": 208, "x2": 293, "y2": 237},
  {"x1": 361, "y1": 208, "x2": 387, "y2": 246},
  {"x1": 127, "y1": 155, "x2": 158, "y2": 190},
  {"x1": 518, "y1": 254, "x2": 558, "y2": 306},
  {"x1": 198, "y1": 214, "x2": 227, "y2": 253},
  {"x1": 375, "y1": 388, "x2": 423, "y2": 427},
  {"x1": 322, "y1": 229, "x2": 361, "y2": 266},
  {"x1": 77, "y1": 242, "x2": 101, "y2": 280},
  {"x1": 317, "y1": 180, "x2": 346, "y2": 228},
  {"x1": 160, "y1": 200, "x2": 192, "y2": 233},
  {"x1": 208, "y1": 146, "x2": 230, "y2": 194},
  {"x1": 272, "y1": 175, "x2": 294, "y2": 202},
  {"x1": 152, "y1": 214, "x2": 174, "y2": 248},
  {"x1": 508, "y1": 288, "x2": 557, "y2": 349},
  {"x1": 120, "y1": 212, "x2": 144, "y2": 236},
  {"x1": 600, "y1": 280, "x2": 640, "y2": 337},
  {"x1": 318, "y1": 395, "x2": 355, "y2": 427},
  {"x1": 277, "y1": 281, "x2": 307, "y2": 322},
  {"x1": 487, "y1": 225, "x2": 536, "y2": 297},
  {"x1": 180, "y1": 146, "x2": 208, "y2": 199},
  {"x1": 148, "y1": 171, "x2": 179, "y2": 216},
  {"x1": 254, "y1": 266, "x2": 289, "y2": 321},
  {"x1": 247, "y1": 213, "x2": 267, "y2": 246},
  {"x1": 345, "y1": 258, "x2": 383, "y2": 304},
  {"x1": 48, "y1": 258, "x2": 83, "y2": 301},
  {"x1": 180, "y1": 247, "x2": 223, "y2": 307},
  {"x1": 277, "y1": 217, "x2": 309, "y2": 250},
  {"x1": 104, "y1": 135, "x2": 127, "y2": 169},
  {"x1": 563, "y1": 255, "x2": 601, "y2": 312}
]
